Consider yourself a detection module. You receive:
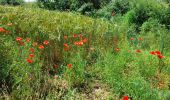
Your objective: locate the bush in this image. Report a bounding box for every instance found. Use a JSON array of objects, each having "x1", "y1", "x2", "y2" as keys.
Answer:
[
  {"x1": 0, "y1": 0, "x2": 24, "y2": 6},
  {"x1": 37, "y1": 0, "x2": 111, "y2": 14}
]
